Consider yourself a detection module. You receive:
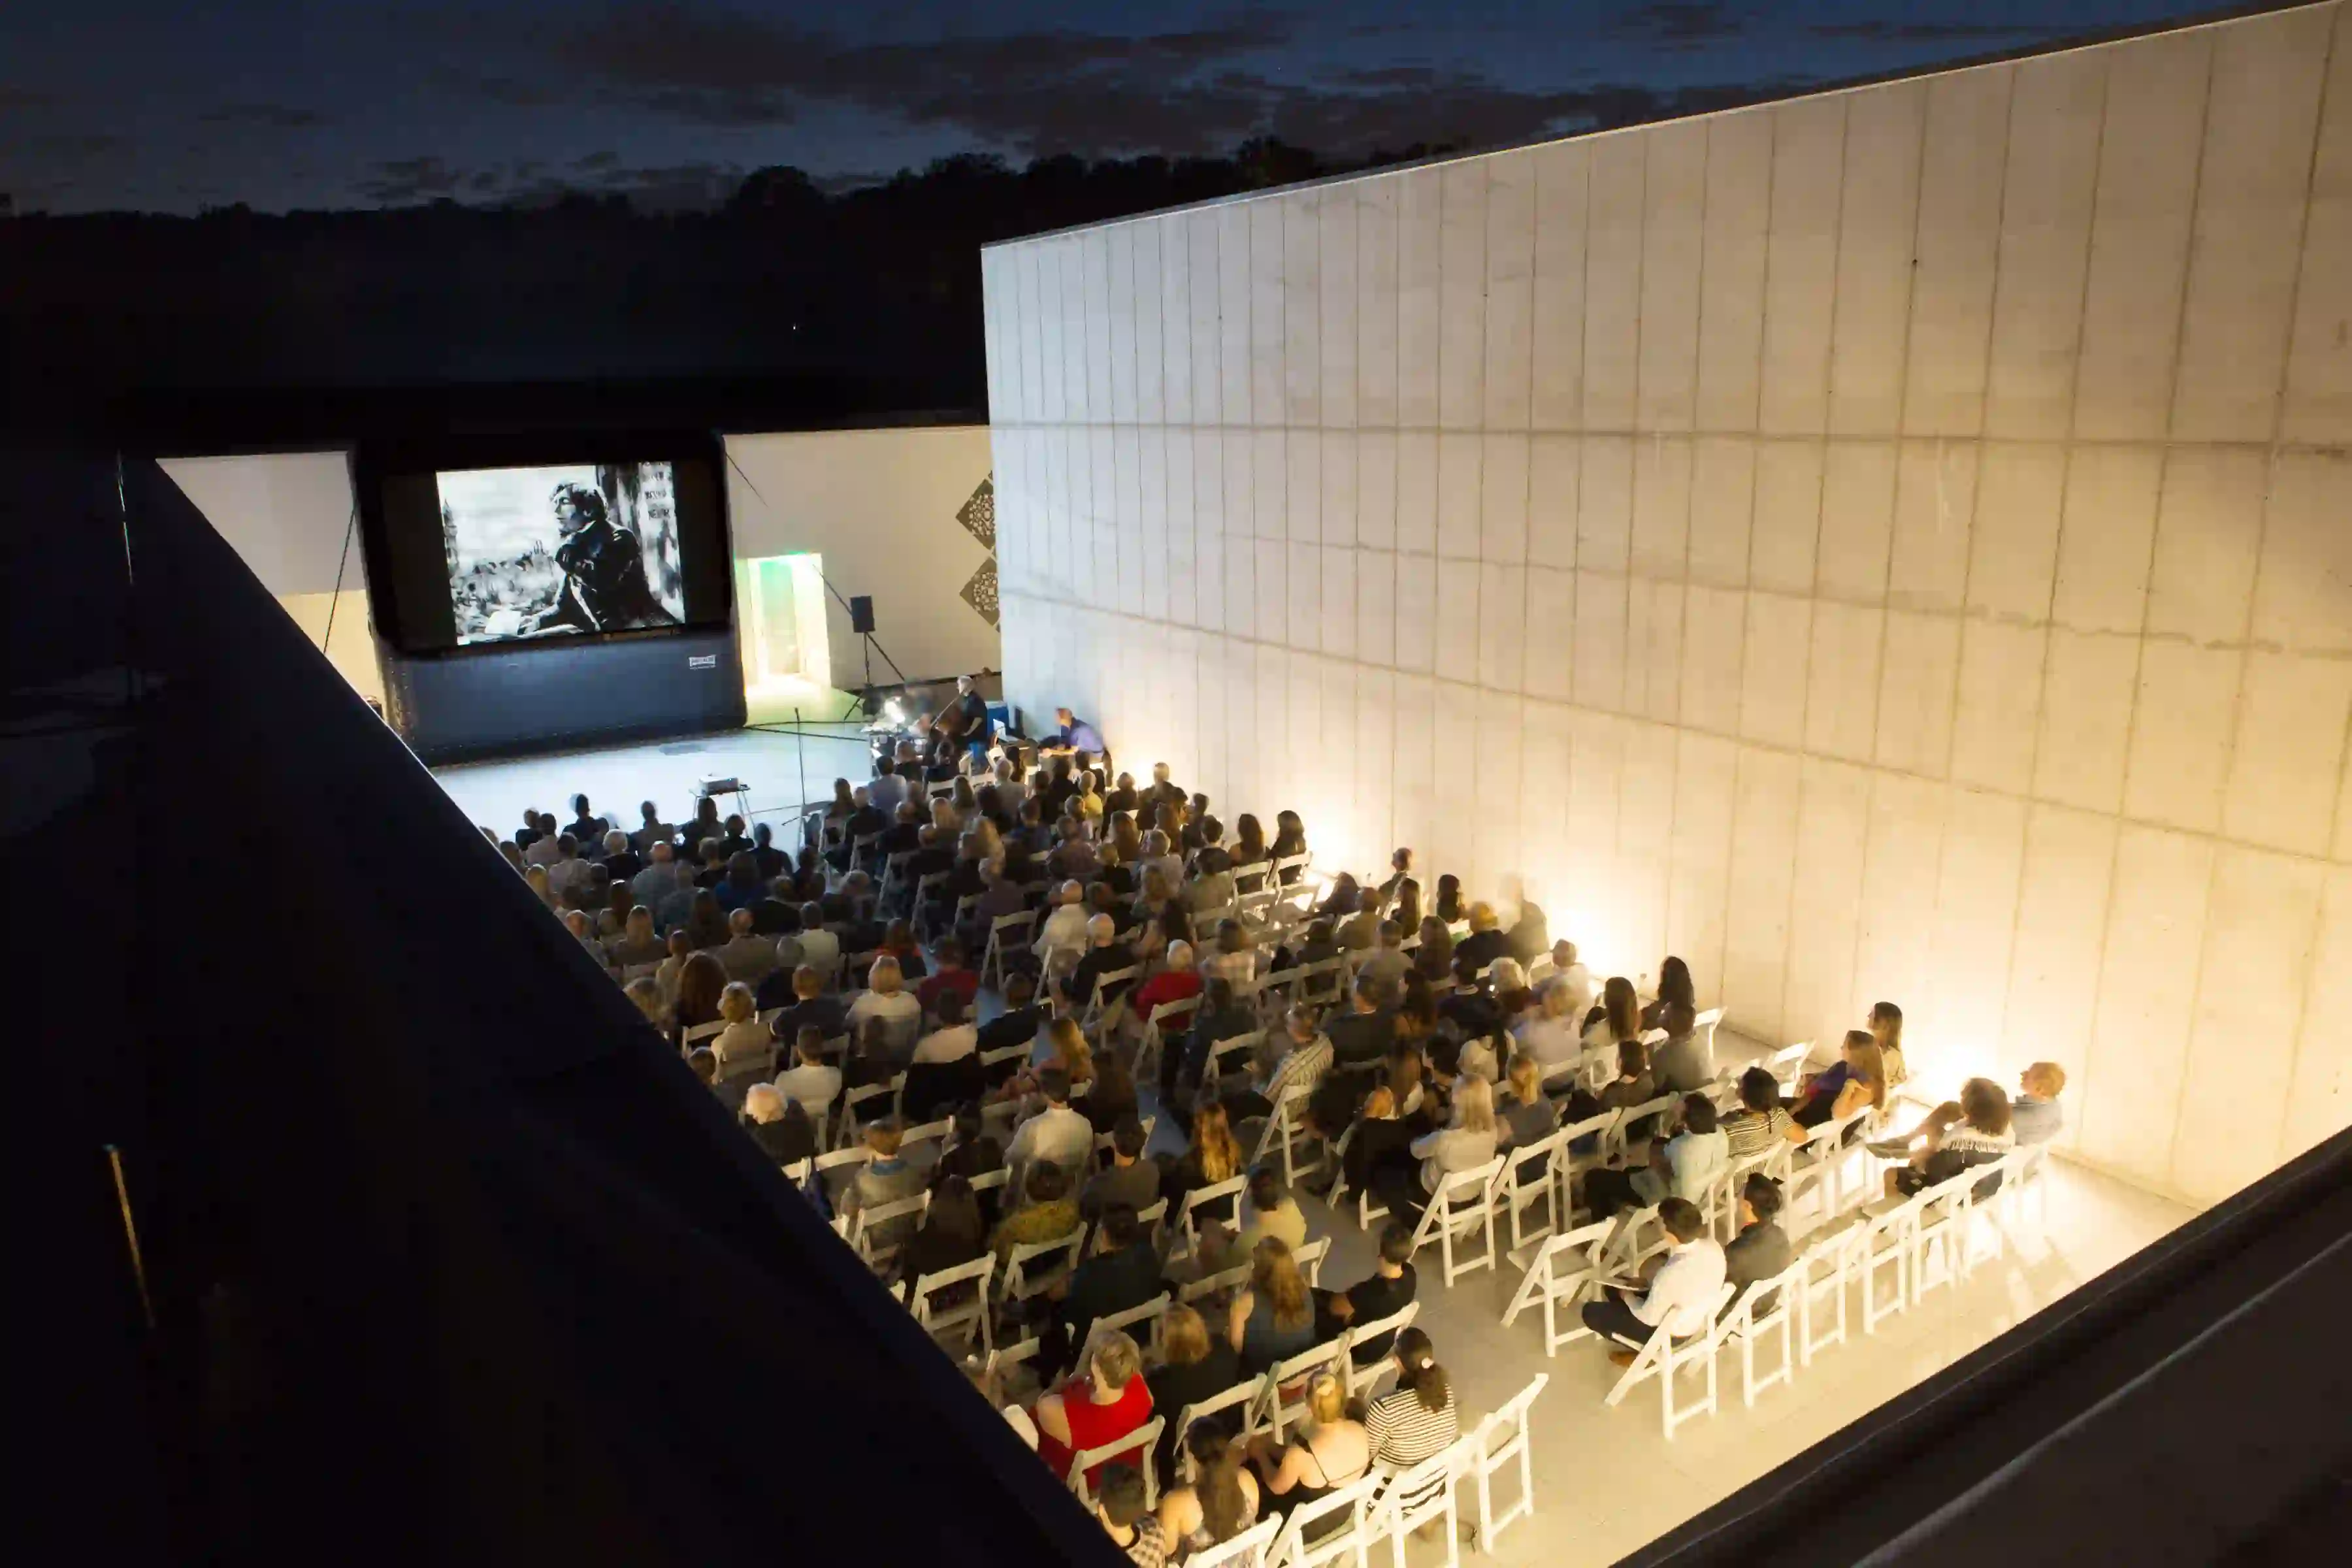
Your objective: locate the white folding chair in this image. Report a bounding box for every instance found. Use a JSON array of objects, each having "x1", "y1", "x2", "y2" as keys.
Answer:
[
  {"x1": 1717, "y1": 1263, "x2": 1801, "y2": 1407},
  {"x1": 1269, "y1": 1471, "x2": 1384, "y2": 1568},
  {"x1": 1471, "y1": 1373, "x2": 1549, "y2": 1551},
  {"x1": 1067, "y1": 1416, "x2": 1166, "y2": 1511},
  {"x1": 1079, "y1": 965, "x2": 1139, "y2": 1041},
  {"x1": 1168, "y1": 1174, "x2": 1249, "y2": 1265},
  {"x1": 1603, "y1": 1094, "x2": 1682, "y2": 1165},
  {"x1": 1135, "y1": 1196, "x2": 1170, "y2": 1253},
  {"x1": 1797, "y1": 1229, "x2": 1858, "y2": 1366},
  {"x1": 1370, "y1": 1435, "x2": 1480, "y2": 1568},
  {"x1": 1174, "y1": 1373, "x2": 1269, "y2": 1455},
  {"x1": 1177, "y1": 1259, "x2": 1255, "y2": 1307},
  {"x1": 908, "y1": 1252, "x2": 997, "y2": 1355},
  {"x1": 1499, "y1": 1218, "x2": 1618, "y2": 1356},
  {"x1": 848, "y1": 1187, "x2": 930, "y2": 1270},
  {"x1": 980, "y1": 909, "x2": 1035, "y2": 990},
  {"x1": 1292, "y1": 1235, "x2": 1331, "y2": 1288},
  {"x1": 1908, "y1": 1169, "x2": 1981, "y2": 1305},
  {"x1": 1995, "y1": 1141, "x2": 2051, "y2": 1245},
  {"x1": 1340, "y1": 1301, "x2": 1418, "y2": 1399},
  {"x1": 1185, "y1": 1514, "x2": 1281, "y2": 1568},
  {"x1": 1090, "y1": 1292, "x2": 1171, "y2": 1355},
  {"x1": 1602, "y1": 1282, "x2": 1737, "y2": 1441},
  {"x1": 998, "y1": 1226, "x2": 1087, "y2": 1321},
  {"x1": 1857, "y1": 1201, "x2": 1916, "y2": 1335},
  {"x1": 900, "y1": 1117, "x2": 953, "y2": 1160},
  {"x1": 1257, "y1": 1334, "x2": 1352, "y2": 1441},
  {"x1": 1491, "y1": 1128, "x2": 1570, "y2": 1254},
  {"x1": 1201, "y1": 1030, "x2": 1266, "y2": 1096},
  {"x1": 1767, "y1": 1040, "x2": 1814, "y2": 1097},
  {"x1": 834, "y1": 1078, "x2": 901, "y2": 1147},
  {"x1": 1406, "y1": 1156, "x2": 1505, "y2": 1288},
  {"x1": 681, "y1": 1019, "x2": 727, "y2": 1049},
  {"x1": 978, "y1": 1041, "x2": 1031, "y2": 1085},
  {"x1": 1248, "y1": 1084, "x2": 1326, "y2": 1188}
]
